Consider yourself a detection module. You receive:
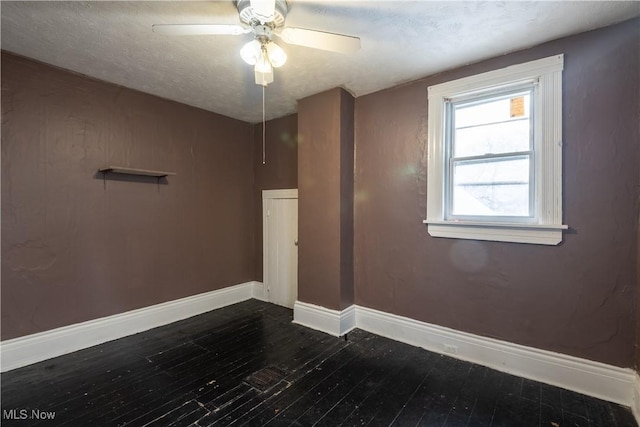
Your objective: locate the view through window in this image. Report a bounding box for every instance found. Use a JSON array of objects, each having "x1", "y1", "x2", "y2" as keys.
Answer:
[{"x1": 447, "y1": 88, "x2": 533, "y2": 219}]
